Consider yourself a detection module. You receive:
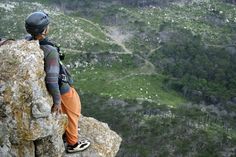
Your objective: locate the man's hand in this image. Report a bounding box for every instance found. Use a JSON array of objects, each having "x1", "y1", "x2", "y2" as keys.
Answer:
[{"x1": 51, "y1": 104, "x2": 62, "y2": 114}]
